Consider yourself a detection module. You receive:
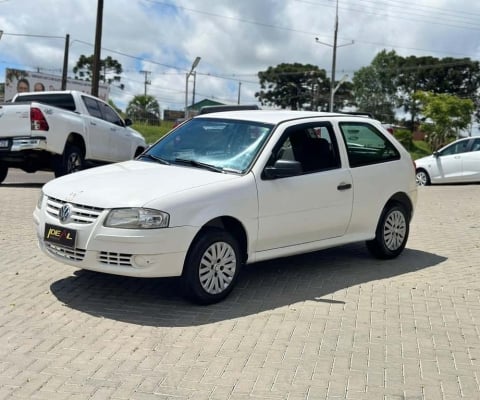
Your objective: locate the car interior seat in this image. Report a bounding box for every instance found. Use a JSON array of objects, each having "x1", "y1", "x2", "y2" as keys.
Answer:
[{"x1": 290, "y1": 130, "x2": 334, "y2": 172}]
